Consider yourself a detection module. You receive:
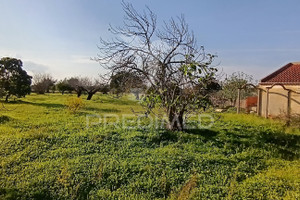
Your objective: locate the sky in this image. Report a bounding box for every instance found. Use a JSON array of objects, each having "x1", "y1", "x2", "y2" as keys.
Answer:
[{"x1": 1, "y1": 0, "x2": 300, "y2": 81}]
